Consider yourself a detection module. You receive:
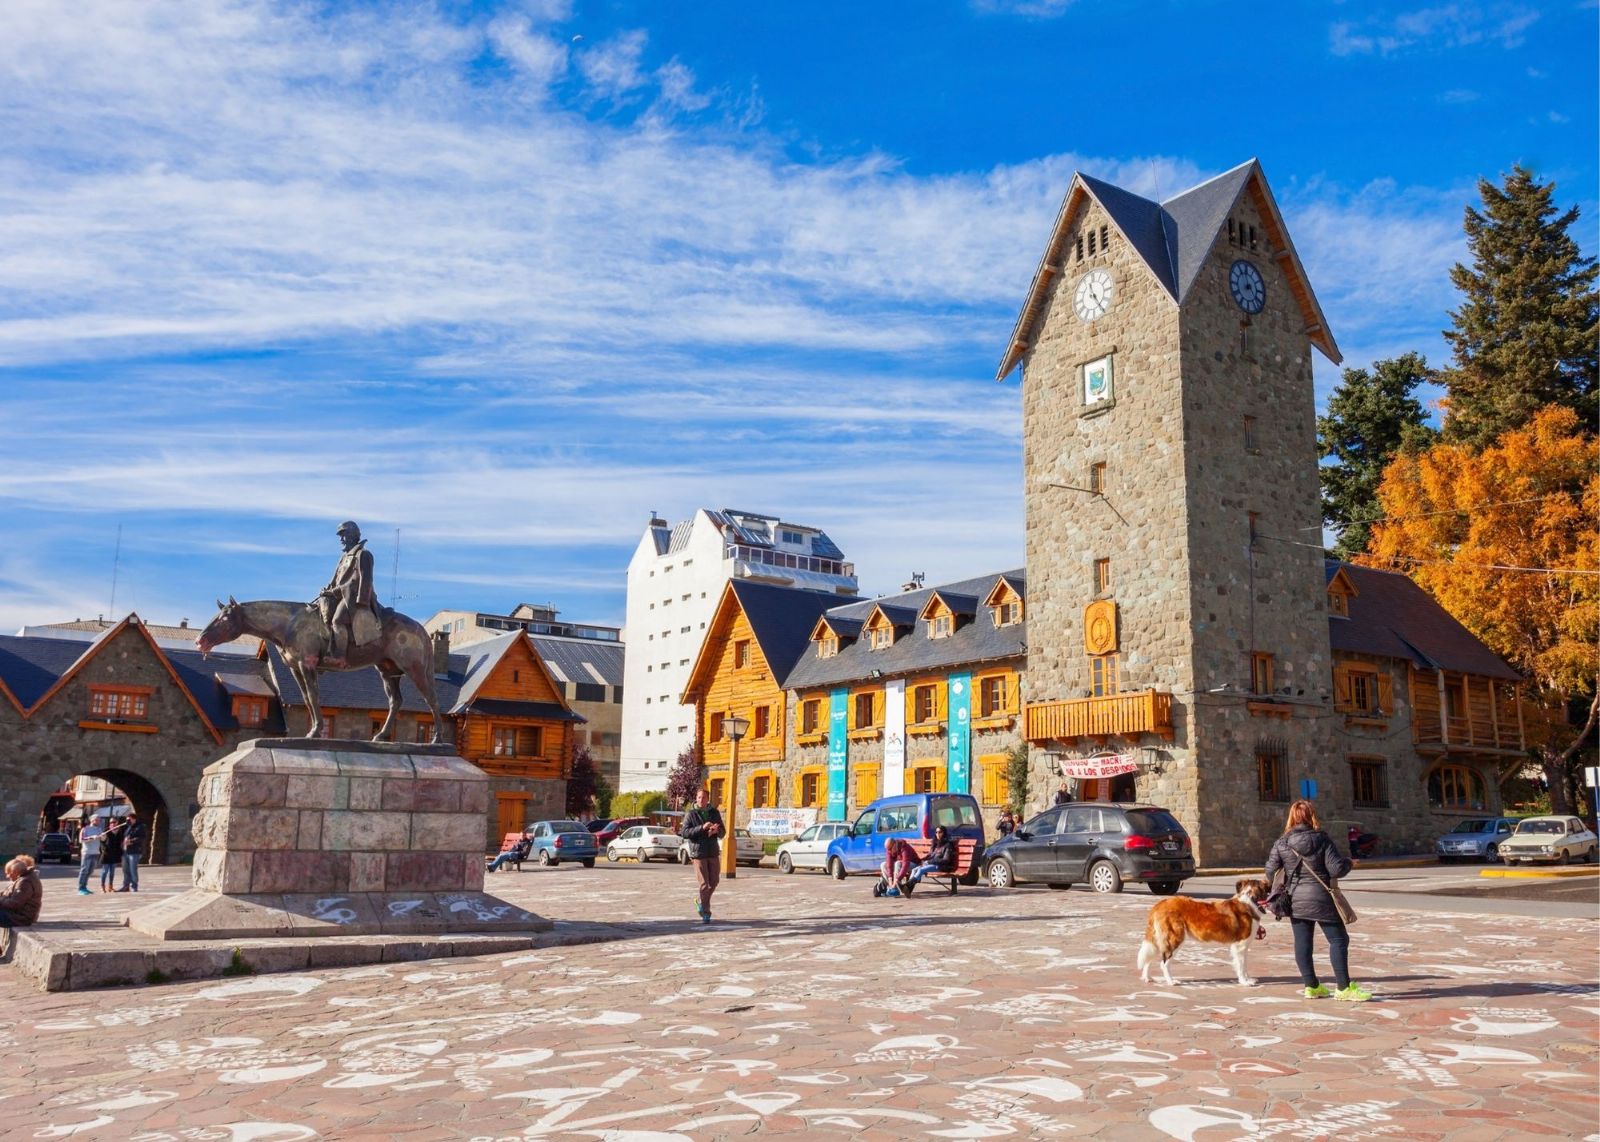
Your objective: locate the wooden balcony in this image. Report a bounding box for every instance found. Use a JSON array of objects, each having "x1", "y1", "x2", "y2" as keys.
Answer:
[
  {"x1": 1024, "y1": 690, "x2": 1174, "y2": 743},
  {"x1": 1410, "y1": 670, "x2": 1526, "y2": 755}
]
